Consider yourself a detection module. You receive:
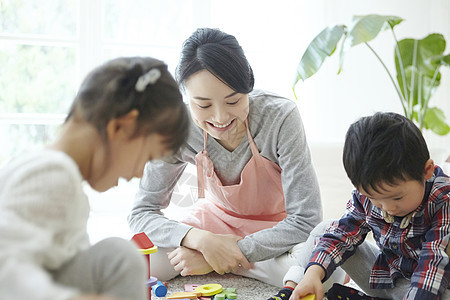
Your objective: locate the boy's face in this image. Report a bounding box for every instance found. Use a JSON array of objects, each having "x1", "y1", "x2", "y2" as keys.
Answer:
[
  {"x1": 359, "y1": 180, "x2": 426, "y2": 217},
  {"x1": 359, "y1": 159, "x2": 435, "y2": 217}
]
